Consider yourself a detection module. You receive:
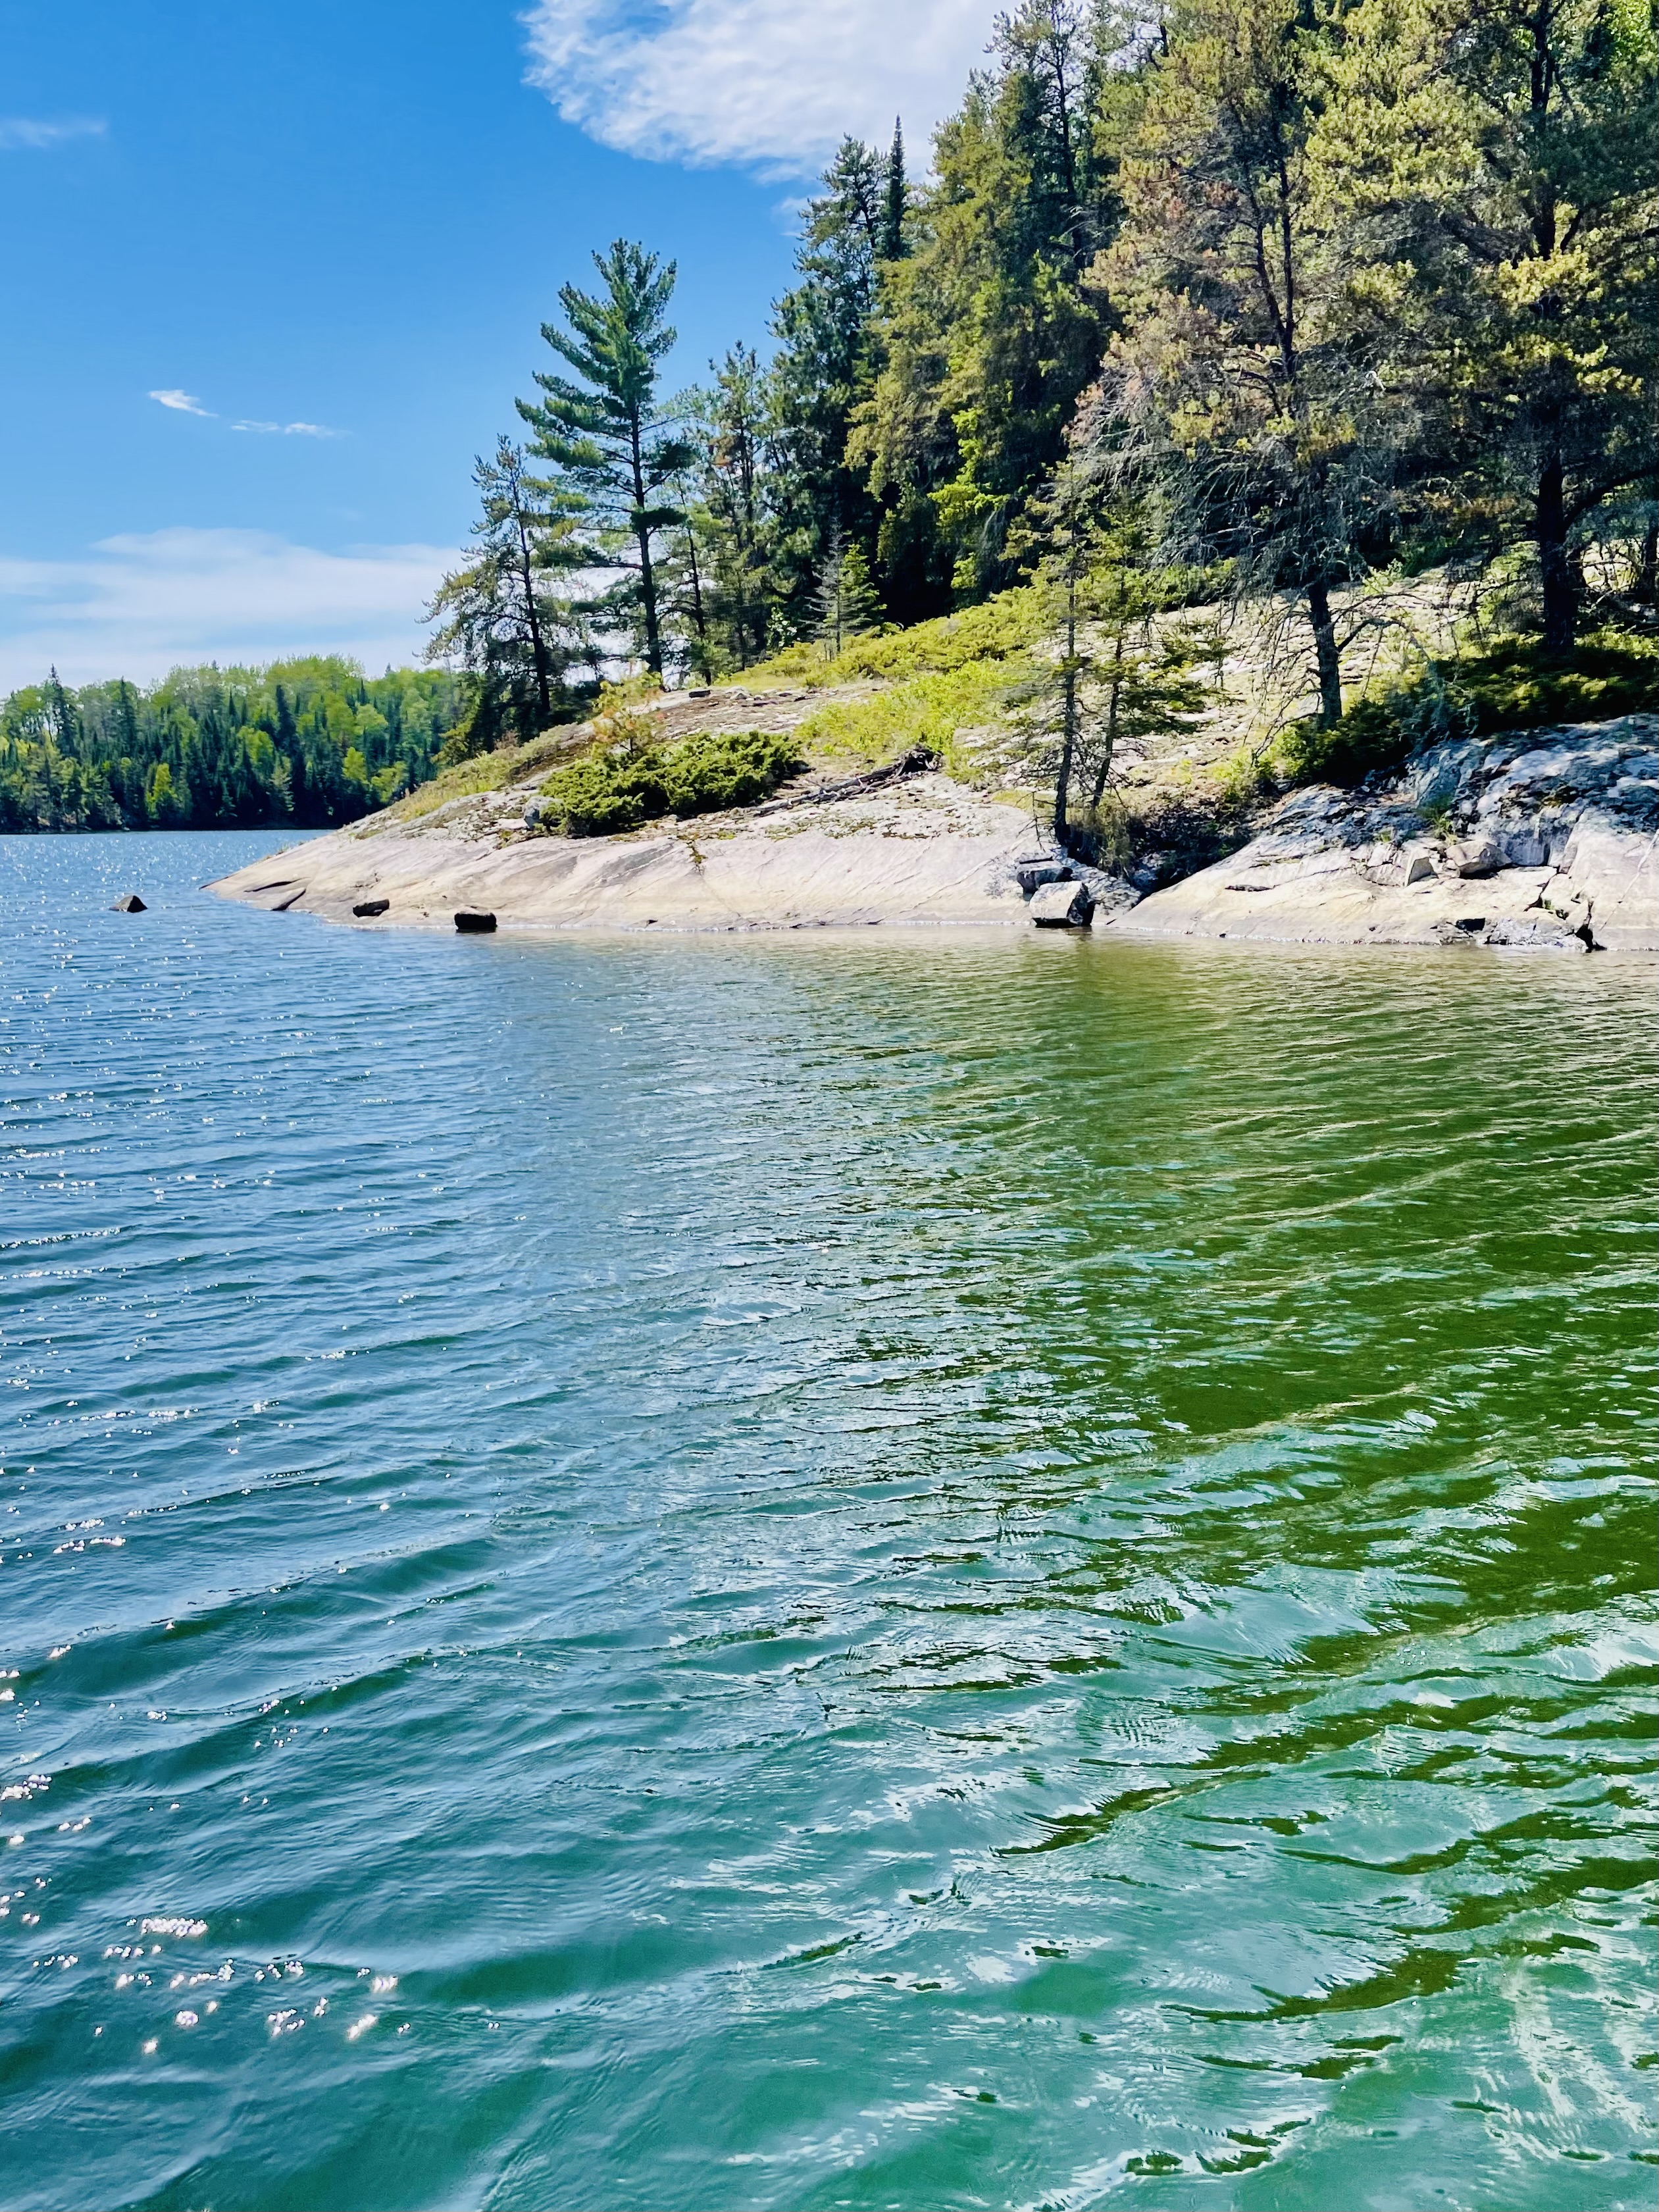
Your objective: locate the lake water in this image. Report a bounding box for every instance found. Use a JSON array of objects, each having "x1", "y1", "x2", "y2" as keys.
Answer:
[{"x1": 2, "y1": 829, "x2": 1654, "y2": 2211}]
